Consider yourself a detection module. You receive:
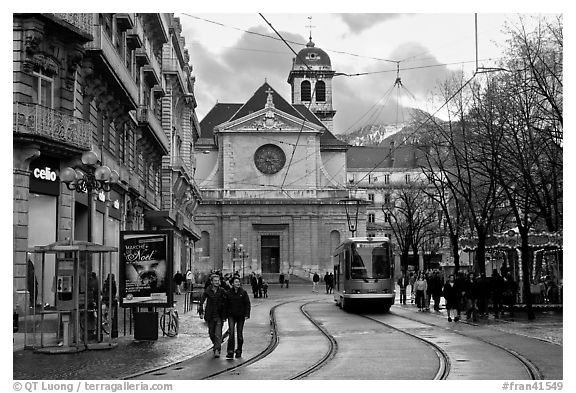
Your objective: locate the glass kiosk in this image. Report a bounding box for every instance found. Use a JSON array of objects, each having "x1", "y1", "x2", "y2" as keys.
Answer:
[{"x1": 26, "y1": 240, "x2": 118, "y2": 353}]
